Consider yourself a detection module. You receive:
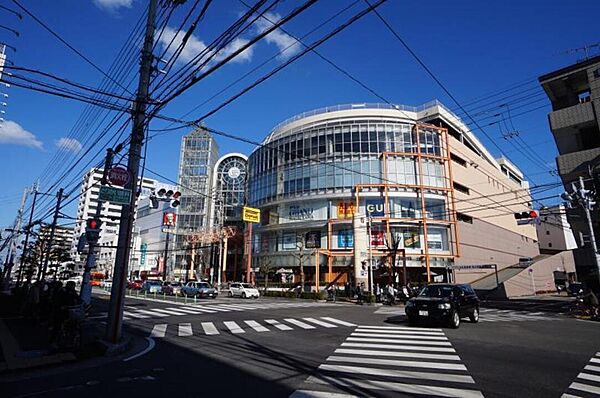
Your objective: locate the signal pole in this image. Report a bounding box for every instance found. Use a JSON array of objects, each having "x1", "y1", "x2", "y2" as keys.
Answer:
[
  {"x1": 40, "y1": 188, "x2": 65, "y2": 281},
  {"x1": 19, "y1": 182, "x2": 37, "y2": 284},
  {"x1": 106, "y1": 0, "x2": 158, "y2": 344},
  {"x1": 80, "y1": 148, "x2": 114, "y2": 306}
]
